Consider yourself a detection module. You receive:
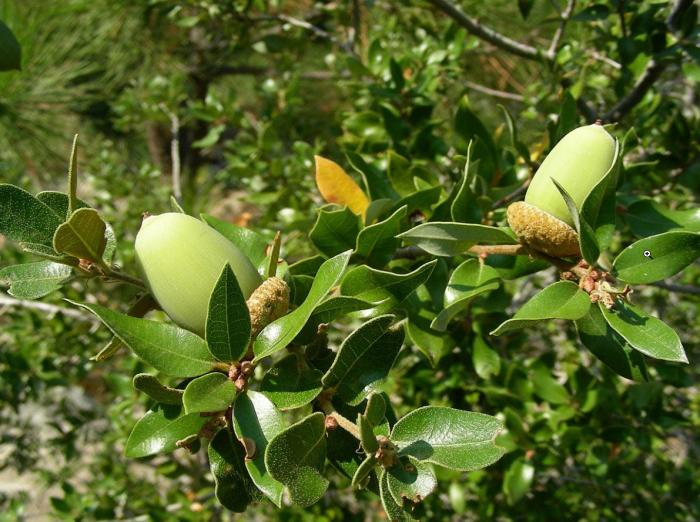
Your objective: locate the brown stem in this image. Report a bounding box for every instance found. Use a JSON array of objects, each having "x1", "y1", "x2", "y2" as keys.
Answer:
[
  {"x1": 468, "y1": 244, "x2": 528, "y2": 256},
  {"x1": 318, "y1": 397, "x2": 361, "y2": 440}
]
